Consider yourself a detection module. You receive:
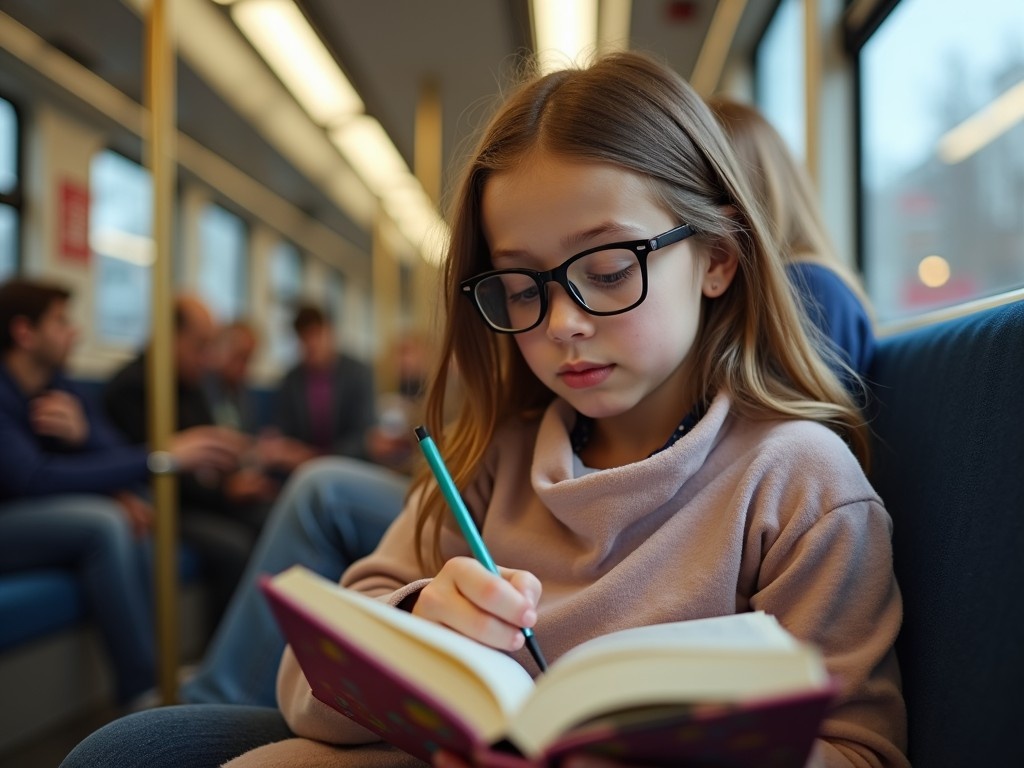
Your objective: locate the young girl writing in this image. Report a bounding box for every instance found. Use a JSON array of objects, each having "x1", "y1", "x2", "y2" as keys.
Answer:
[{"x1": 59, "y1": 51, "x2": 906, "y2": 768}]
